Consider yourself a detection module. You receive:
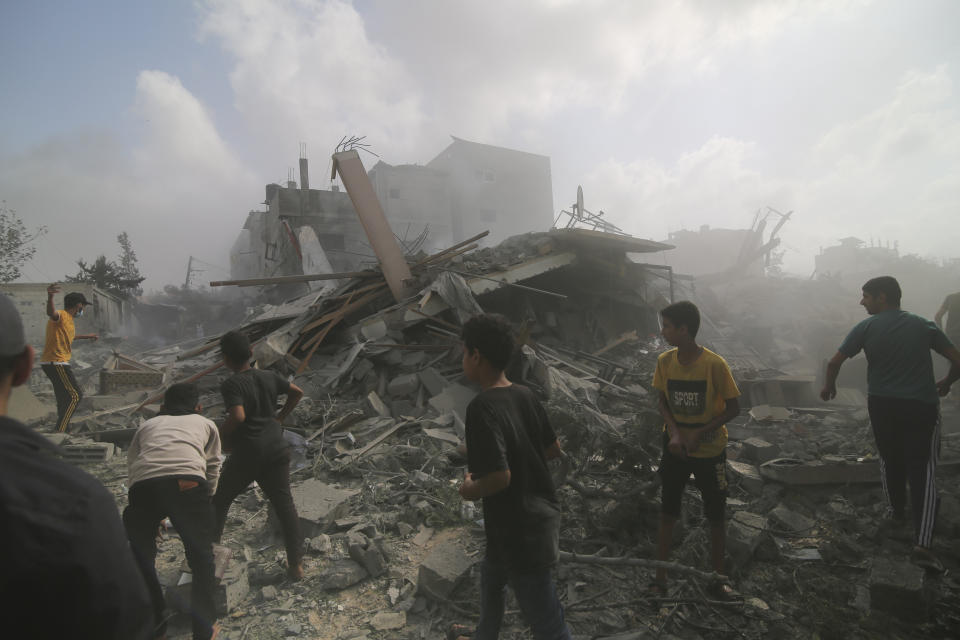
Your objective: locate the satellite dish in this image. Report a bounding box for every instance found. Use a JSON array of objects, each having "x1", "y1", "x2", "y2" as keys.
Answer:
[{"x1": 576, "y1": 185, "x2": 584, "y2": 218}]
